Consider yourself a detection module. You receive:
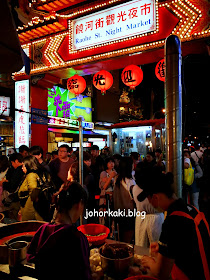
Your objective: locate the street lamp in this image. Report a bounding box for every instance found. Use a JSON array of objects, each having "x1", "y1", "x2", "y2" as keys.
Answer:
[{"x1": 153, "y1": 108, "x2": 165, "y2": 119}]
